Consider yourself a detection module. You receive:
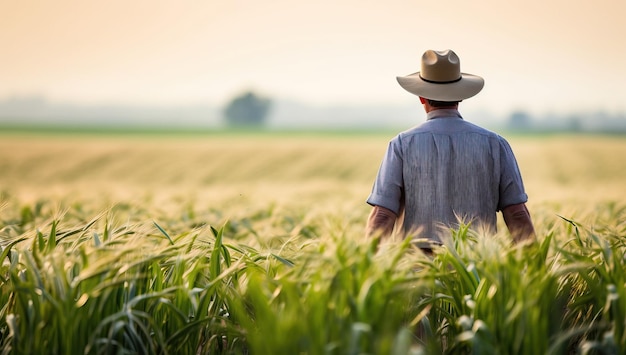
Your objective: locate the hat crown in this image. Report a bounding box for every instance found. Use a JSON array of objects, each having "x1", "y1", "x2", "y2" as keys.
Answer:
[{"x1": 420, "y1": 50, "x2": 462, "y2": 83}]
